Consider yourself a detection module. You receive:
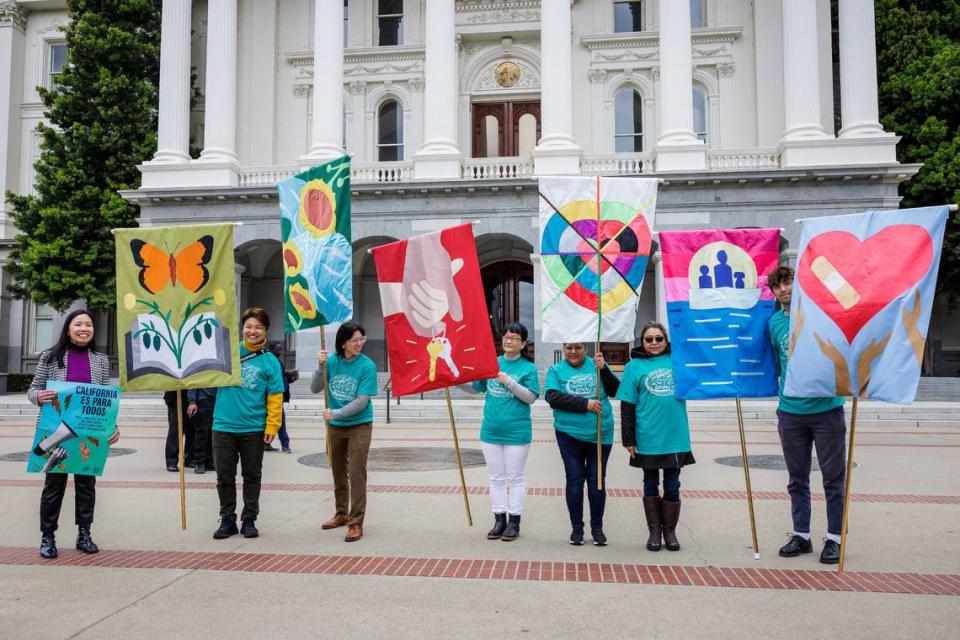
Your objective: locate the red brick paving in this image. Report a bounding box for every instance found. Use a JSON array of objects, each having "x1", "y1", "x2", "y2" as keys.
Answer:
[{"x1": 2, "y1": 478, "x2": 957, "y2": 505}]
